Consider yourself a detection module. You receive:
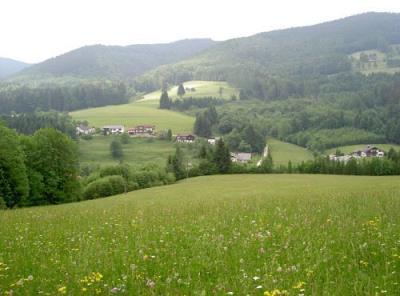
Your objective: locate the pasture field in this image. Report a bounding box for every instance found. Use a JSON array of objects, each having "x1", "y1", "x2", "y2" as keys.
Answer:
[
  {"x1": 350, "y1": 47, "x2": 400, "y2": 75},
  {"x1": 325, "y1": 143, "x2": 400, "y2": 155},
  {"x1": 79, "y1": 136, "x2": 184, "y2": 167},
  {"x1": 1, "y1": 174, "x2": 400, "y2": 295},
  {"x1": 268, "y1": 138, "x2": 314, "y2": 166},
  {"x1": 140, "y1": 80, "x2": 239, "y2": 102},
  {"x1": 70, "y1": 102, "x2": 194, "y2": 133}
]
